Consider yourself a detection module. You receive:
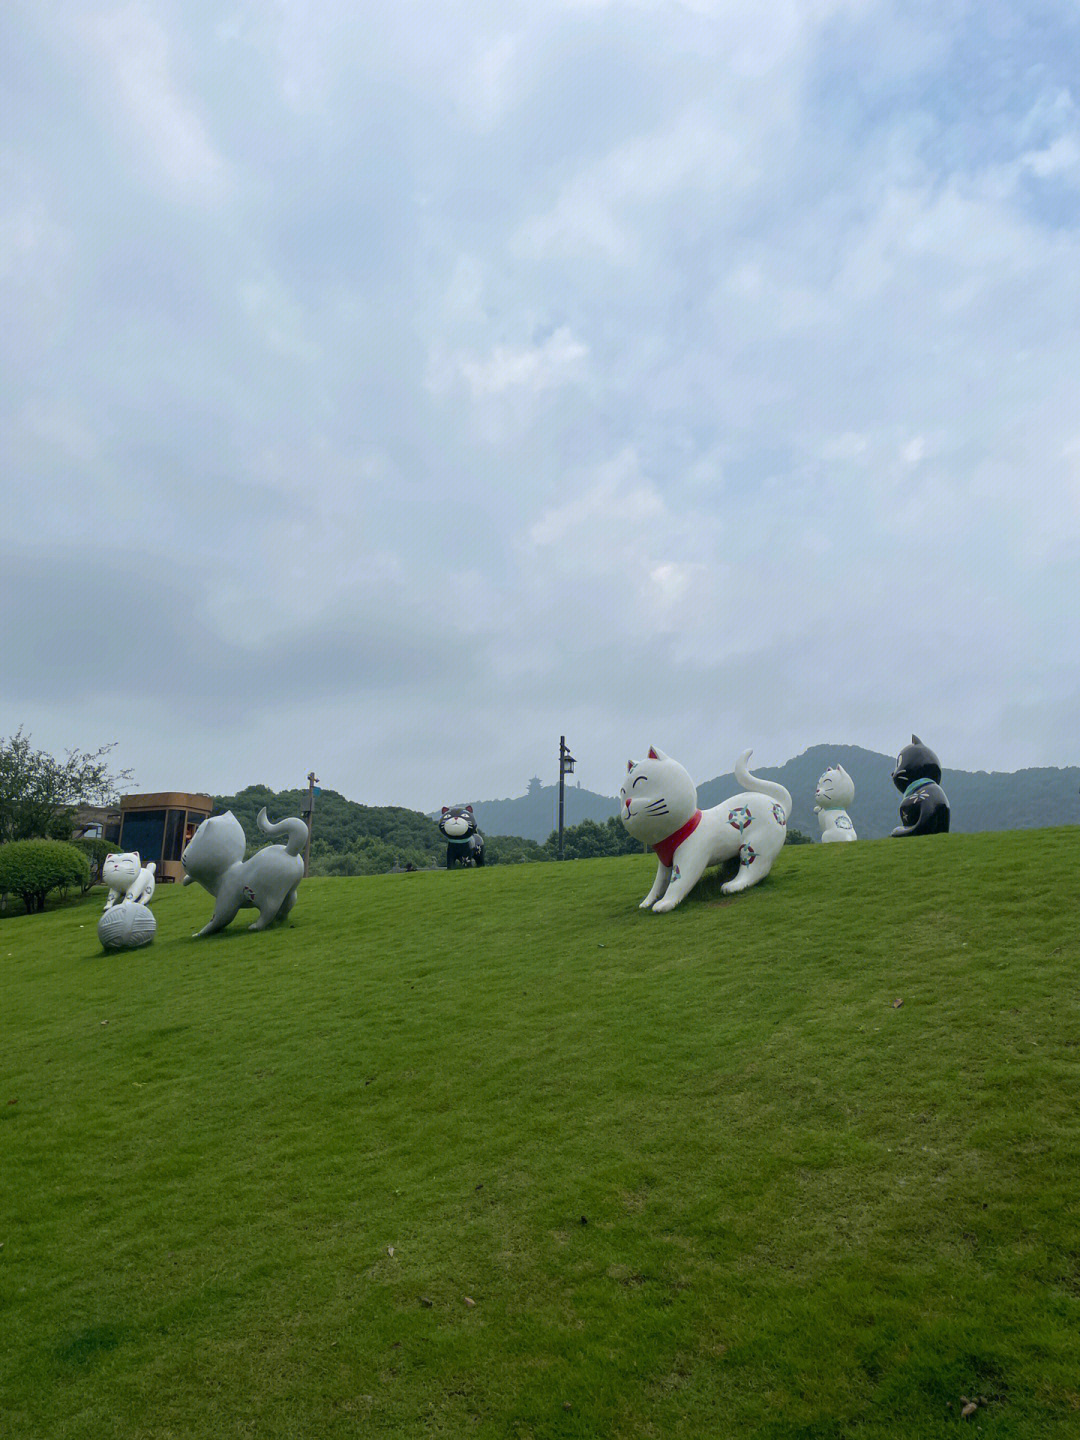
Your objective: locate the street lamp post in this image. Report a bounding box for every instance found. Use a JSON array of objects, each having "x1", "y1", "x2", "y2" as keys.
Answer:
[
  {"x1": 301, "y1": 771, "x2": 318, "y2": 876},
  {"x1": 557, "y1": 736, "x2": 576, "y2": 860}
]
